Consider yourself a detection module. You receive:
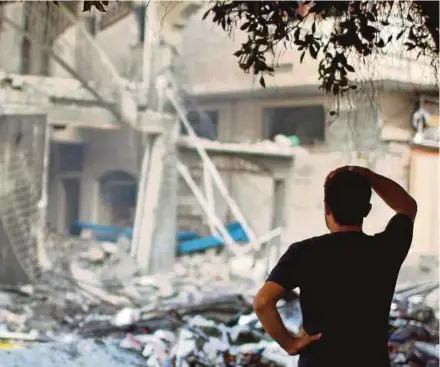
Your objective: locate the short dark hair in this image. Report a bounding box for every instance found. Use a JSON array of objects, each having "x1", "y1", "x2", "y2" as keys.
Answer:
[{"x1": 324, "y1": 170, "x2": 372, "y2": 225}]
